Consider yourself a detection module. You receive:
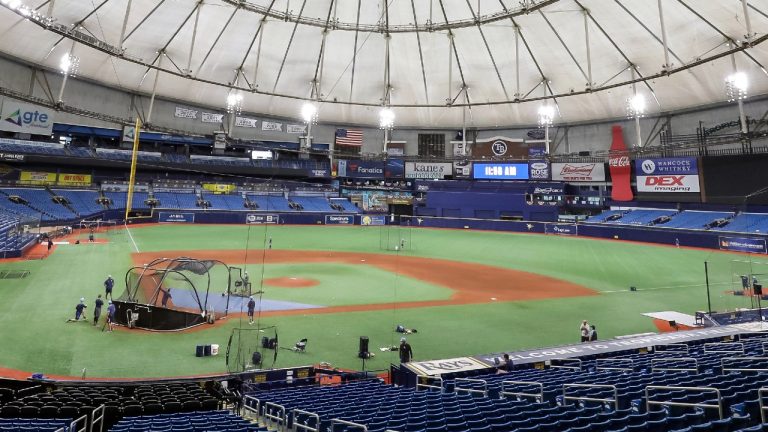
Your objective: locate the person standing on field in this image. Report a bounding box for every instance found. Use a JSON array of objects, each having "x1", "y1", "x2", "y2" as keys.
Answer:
[{"x1": 93, "y1": 295, "x2": 104, "y2": 326}]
